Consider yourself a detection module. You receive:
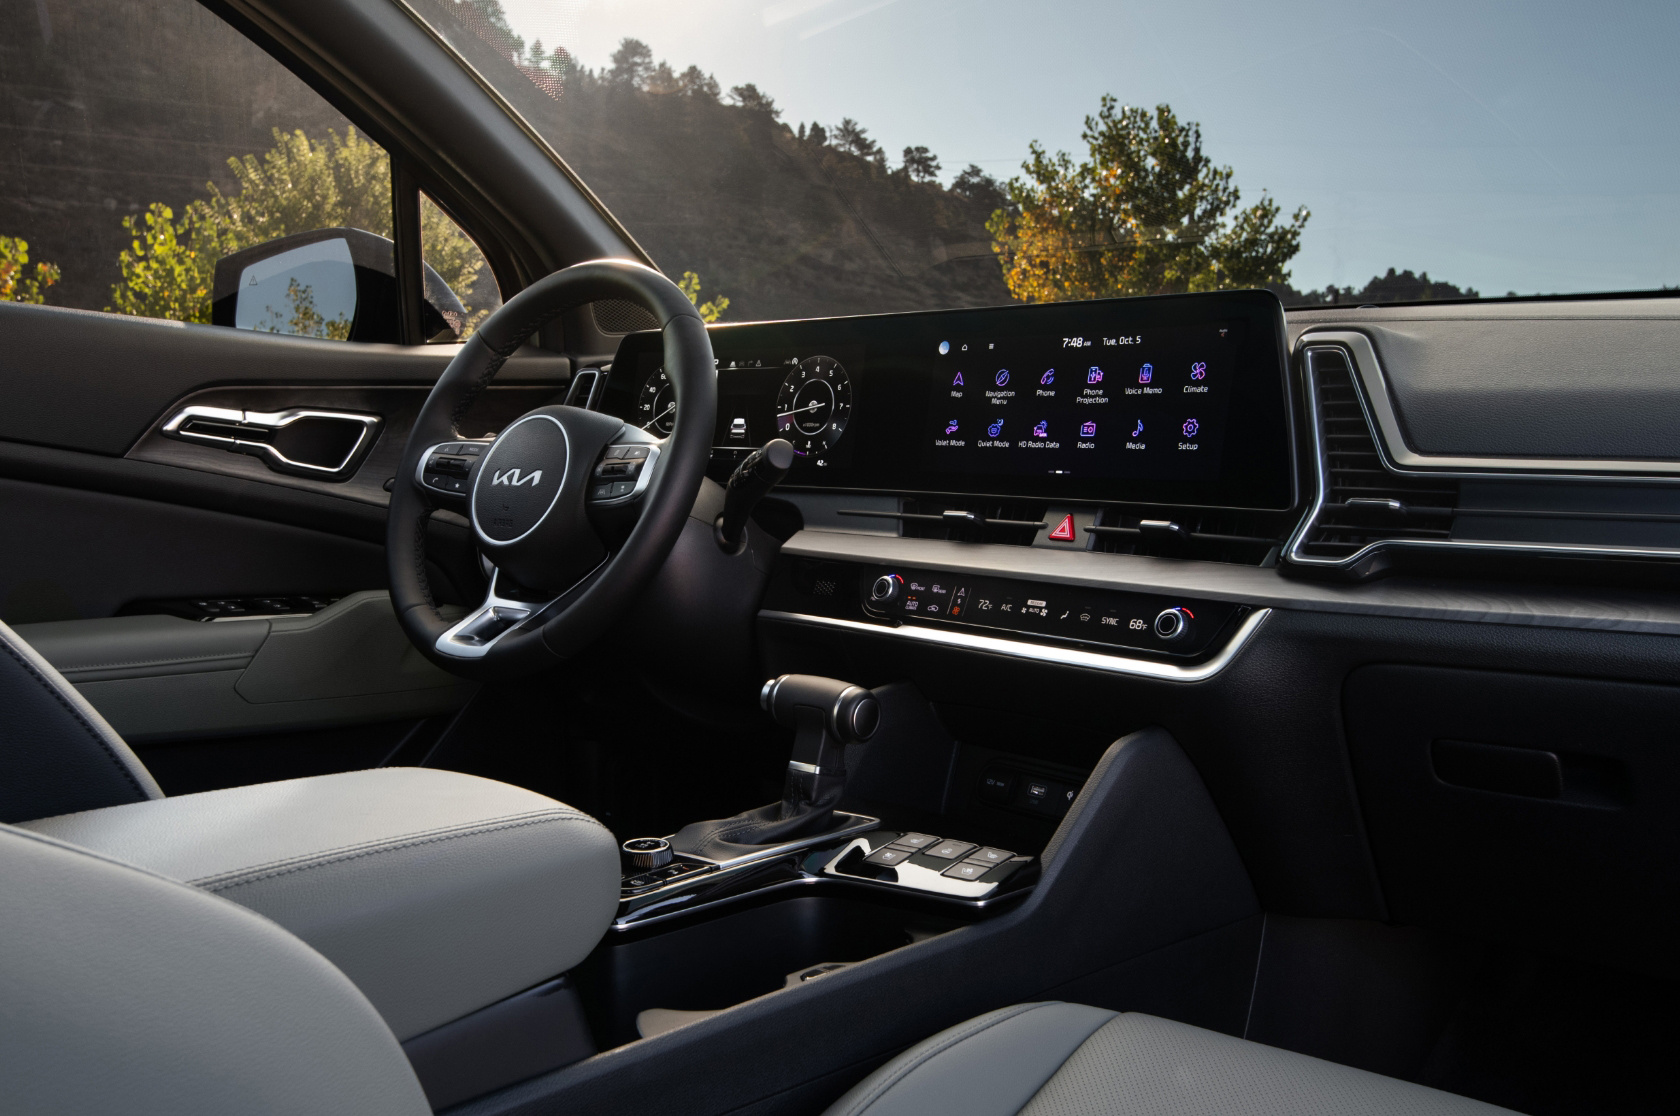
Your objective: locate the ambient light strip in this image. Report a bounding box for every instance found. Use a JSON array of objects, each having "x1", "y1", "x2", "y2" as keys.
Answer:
[{"x1": 757, "y1": 607, "x2": 1271, "y2": 683}]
